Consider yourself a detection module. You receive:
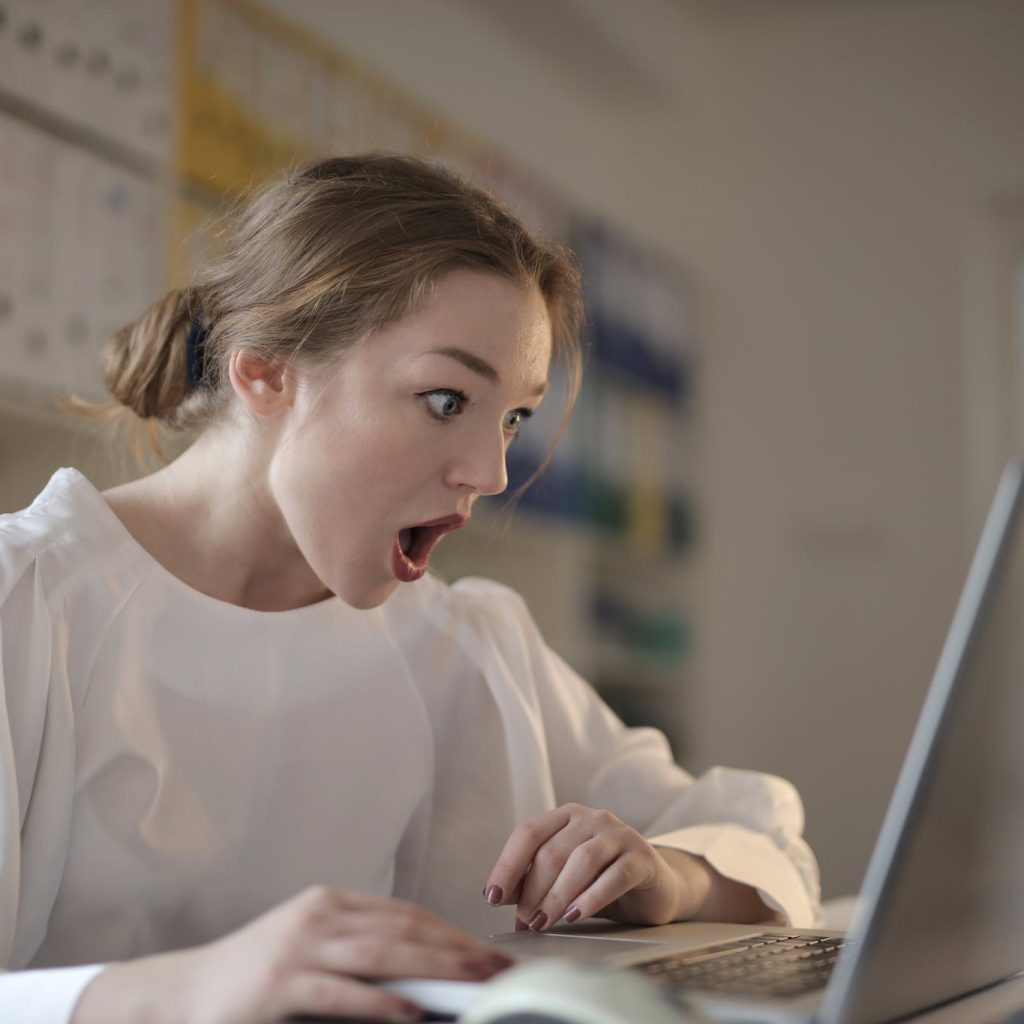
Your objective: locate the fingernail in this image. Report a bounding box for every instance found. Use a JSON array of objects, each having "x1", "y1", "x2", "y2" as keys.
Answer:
[
  {"x1": 515, "y1": 916, "x2": 528, "y2": 932},
  {"x1": 528, "y1": 910, "x2": 548, "y2": 931},
  {"x1": 483, "y1": 952, "x2": 515, "y2": 971},
  {"x1": 564, "y1": 905, "x2": 581, "y2": 924},
  {"x1": 485, "y1": 884, "x2": 503, "y2": 906},
  {"x1": 389, "y1": 1000, "x2": 422, "y2": 1022},
  {"x1": 463, "y1": 953, "x2": 511, "y2": 977}
]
